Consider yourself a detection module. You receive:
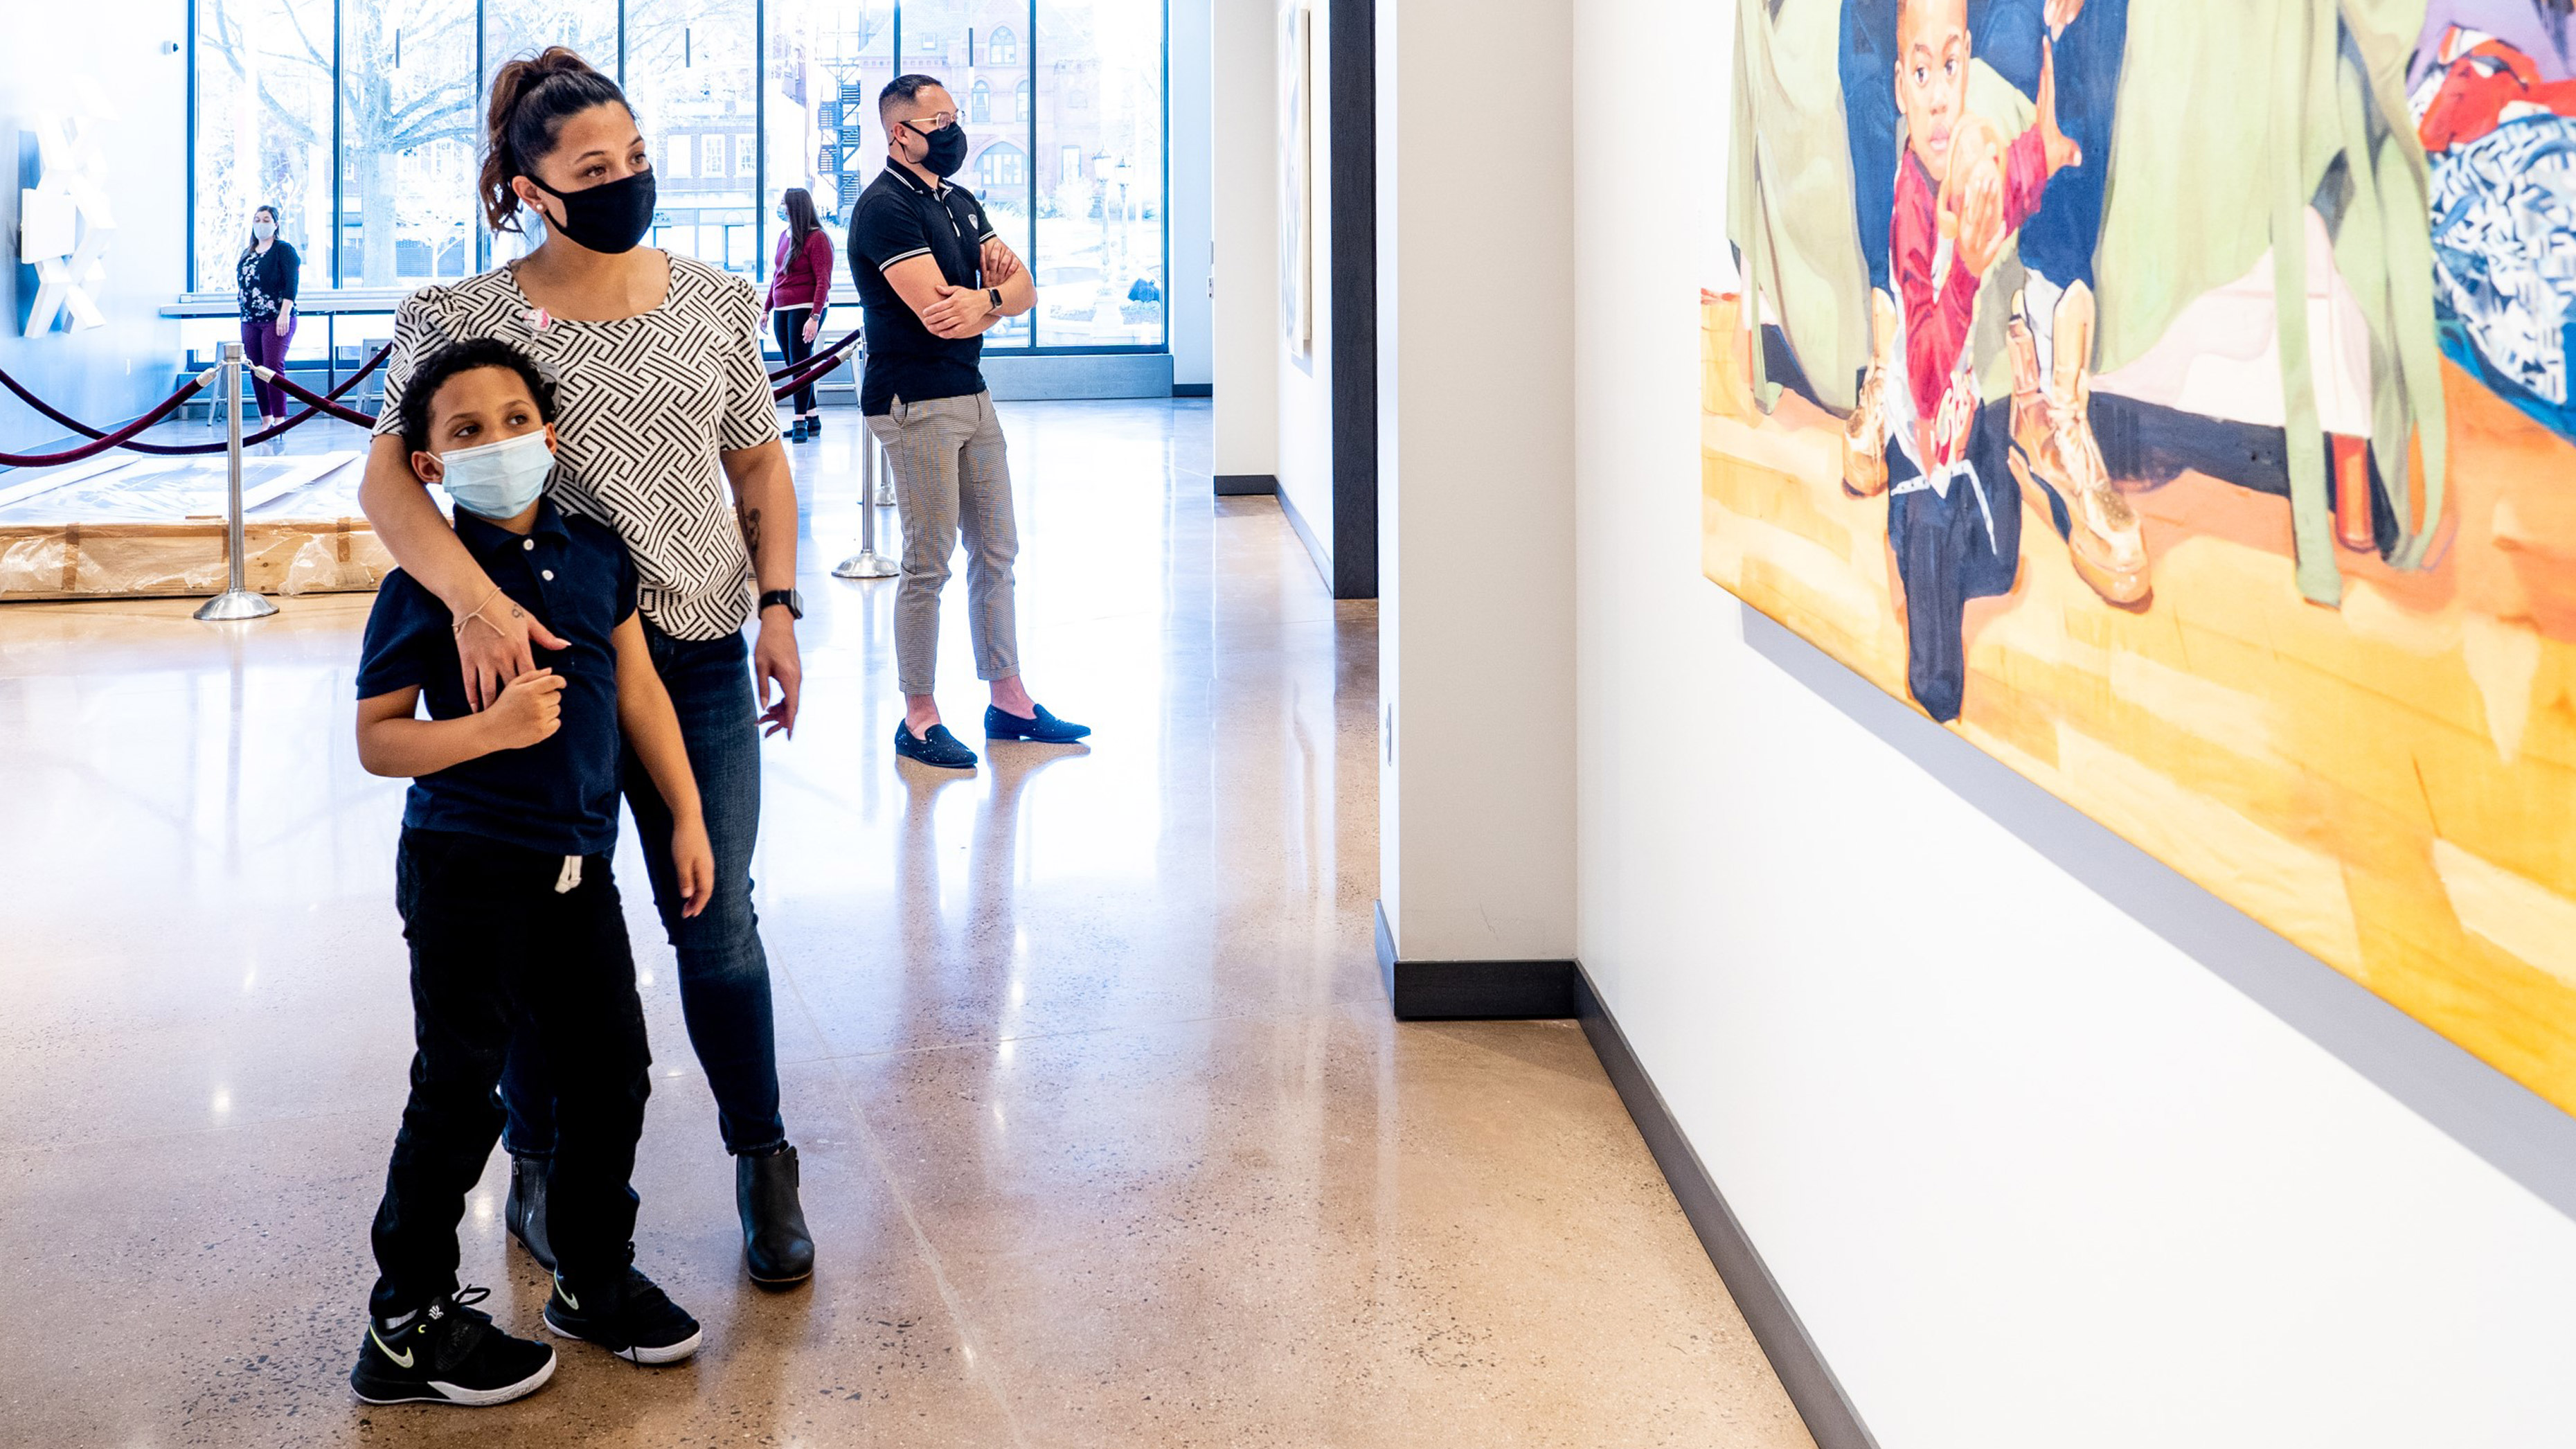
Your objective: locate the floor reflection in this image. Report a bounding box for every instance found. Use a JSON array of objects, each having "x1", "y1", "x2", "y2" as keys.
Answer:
[{"x1": 0, "y1": 399, "x2": 1809, "y2": 1448}]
